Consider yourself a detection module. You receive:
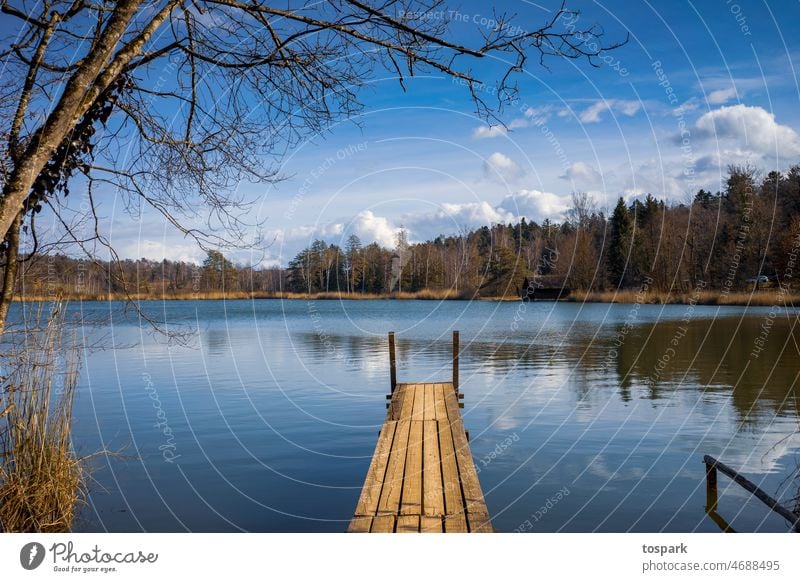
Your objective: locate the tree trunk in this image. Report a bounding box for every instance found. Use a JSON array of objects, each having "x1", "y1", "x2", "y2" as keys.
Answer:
[
  {"x1": 0, "y1": 212, "x2": 24, "y2": 333},
  {"x1": 0, "y1": 0, "x2": 176, "y2": 242}
]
